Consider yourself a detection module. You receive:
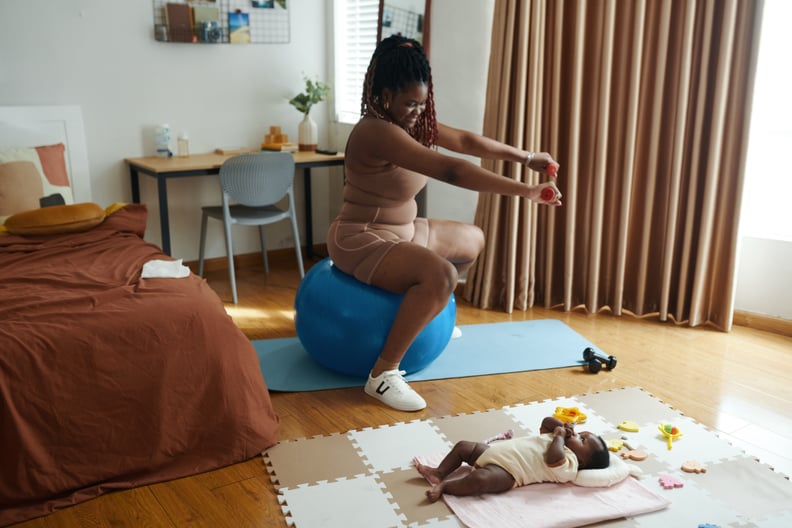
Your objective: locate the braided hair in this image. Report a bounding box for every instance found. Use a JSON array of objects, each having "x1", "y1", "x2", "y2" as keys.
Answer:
[{"x1": 361, "y1": 35, "x2": 438, "y2": 147}]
